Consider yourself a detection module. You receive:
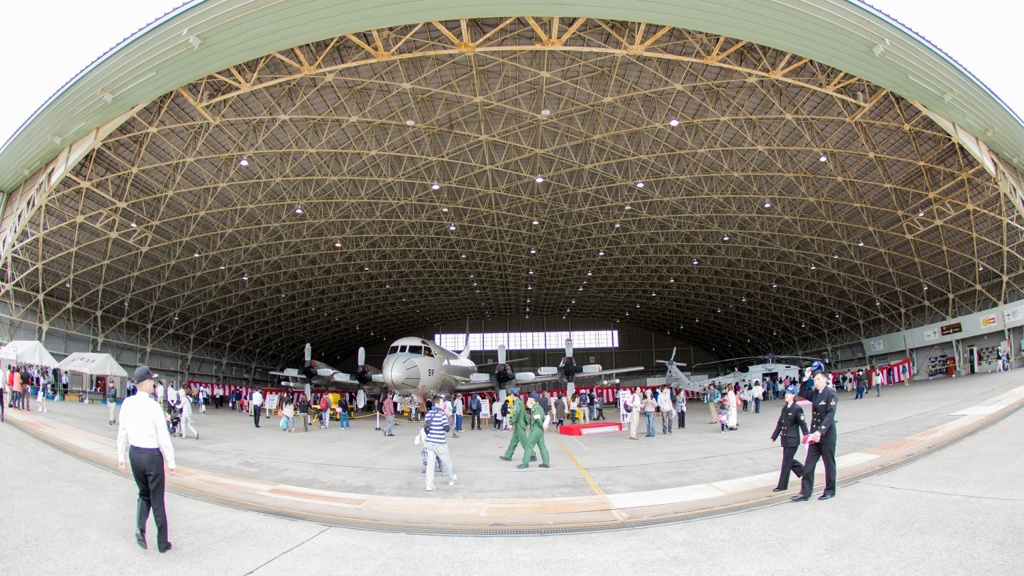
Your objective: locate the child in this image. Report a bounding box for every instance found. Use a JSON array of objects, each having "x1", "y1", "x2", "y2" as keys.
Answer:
[{"x1": 718, "y1": 398, "x2": 730, "y2": 433}]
